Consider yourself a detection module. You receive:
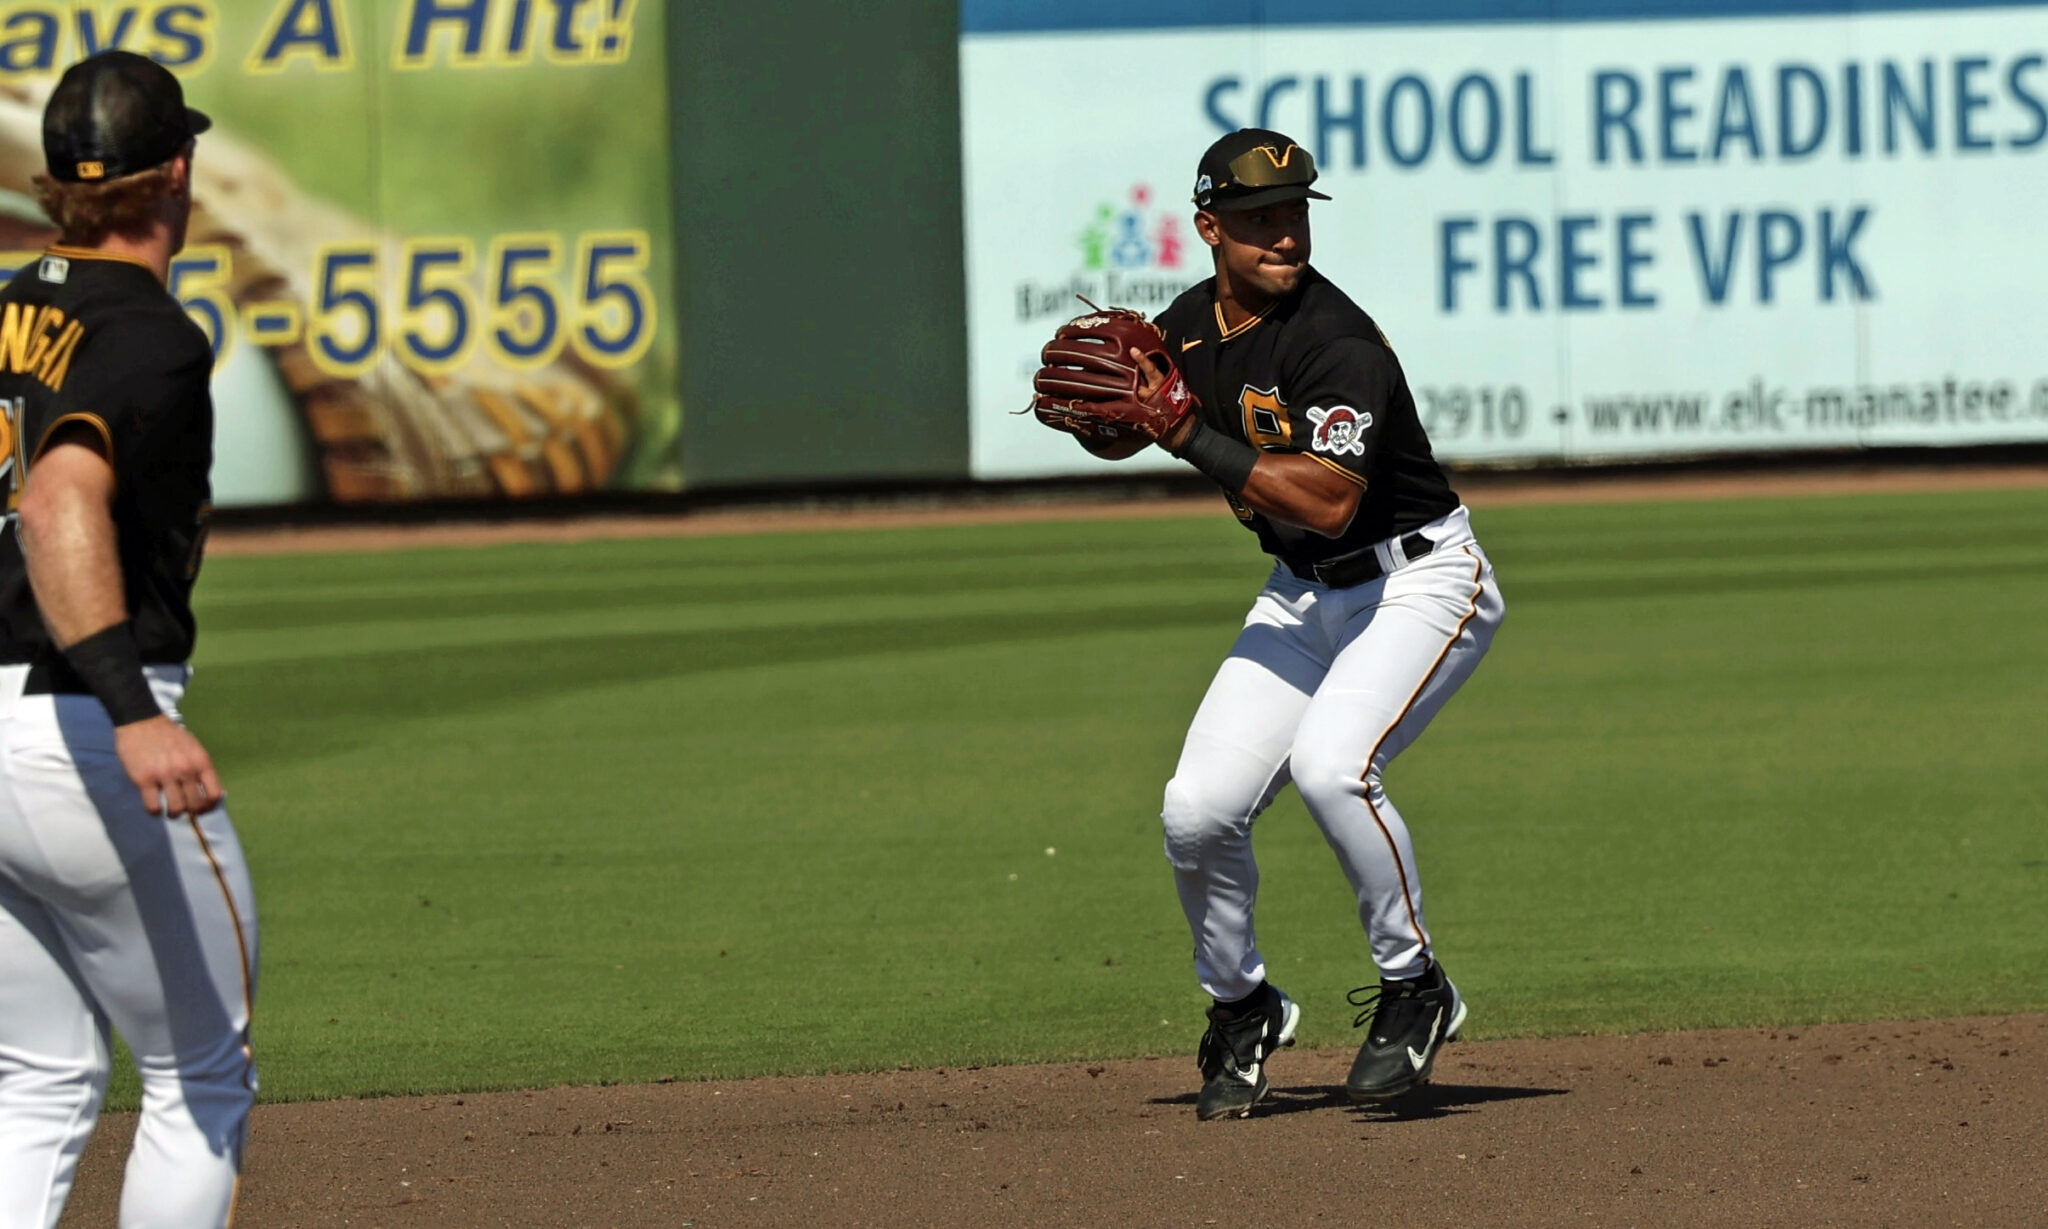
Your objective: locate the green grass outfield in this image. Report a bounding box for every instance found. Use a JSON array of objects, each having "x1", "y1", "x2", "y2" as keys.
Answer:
[{"x1": 138, "y1": 486, "x2": 2048, "y2": 1105}]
